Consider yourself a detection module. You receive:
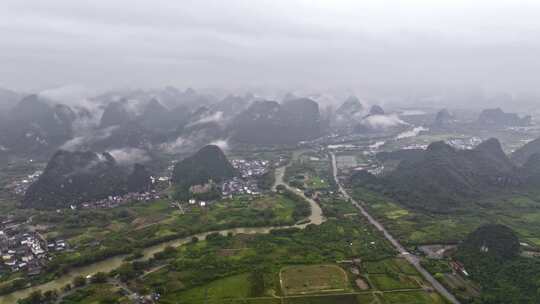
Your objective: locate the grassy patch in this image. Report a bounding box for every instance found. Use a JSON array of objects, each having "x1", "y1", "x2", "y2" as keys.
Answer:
[
  {"x1": 280, "y1": 265, "x2": 350, "y2": 295},
  {"x1": 59, "y1": 283, "x2": 126, "y2": 304},
  {"x1": 363, "y1": 259, "x2": 417, "y2": 276},
  {"x1": 283, "y1": 294, "x2": 360, "y2": 304},
  {"x1": 173, "y1": 274, "x2": 251, "y2": 304},
  {"x1": 385, "y1": 209, "x2": 409, "y2": 220},
  {"x1": 368, "y1": 274, "x2": 420, "y2": 291},
  {"x1": 306, "y1": 177, "x2": 329, "y2": 190},
  {"x1": 379, "y1": 291, "x2": 447, "y2": 304}
]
